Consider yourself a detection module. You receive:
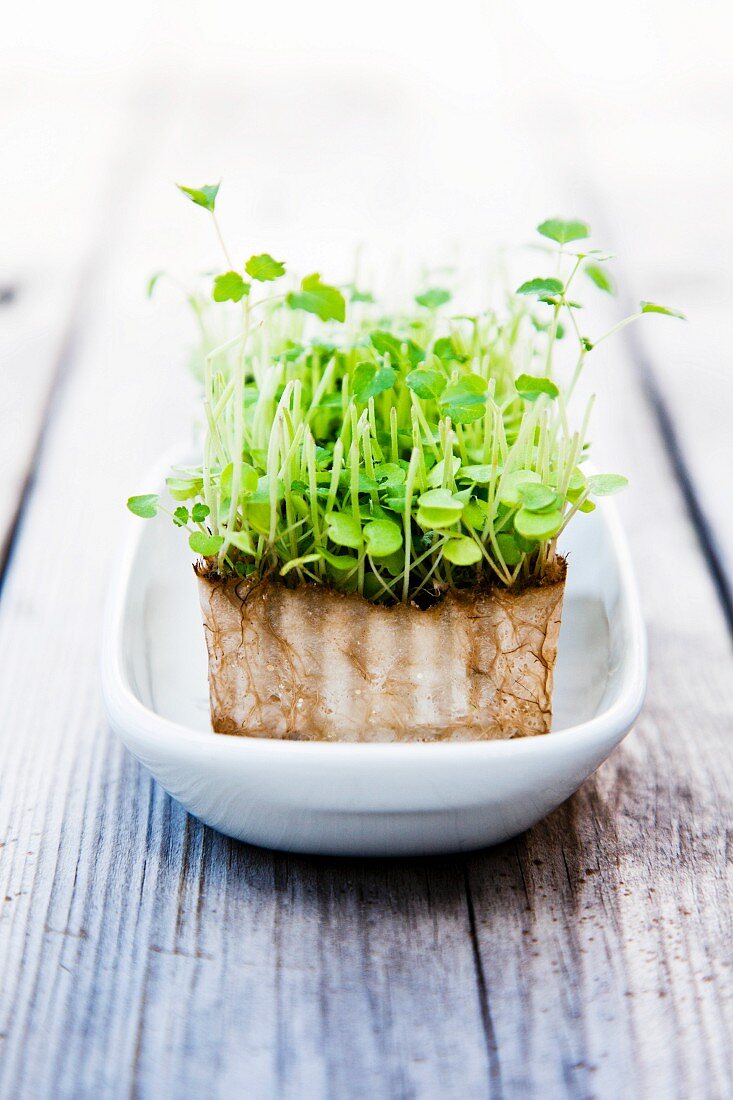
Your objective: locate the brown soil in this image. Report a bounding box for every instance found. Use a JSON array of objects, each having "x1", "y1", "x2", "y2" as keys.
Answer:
[{"x1": 196, "y1": 564, "x2": 566, "y2": 742}]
